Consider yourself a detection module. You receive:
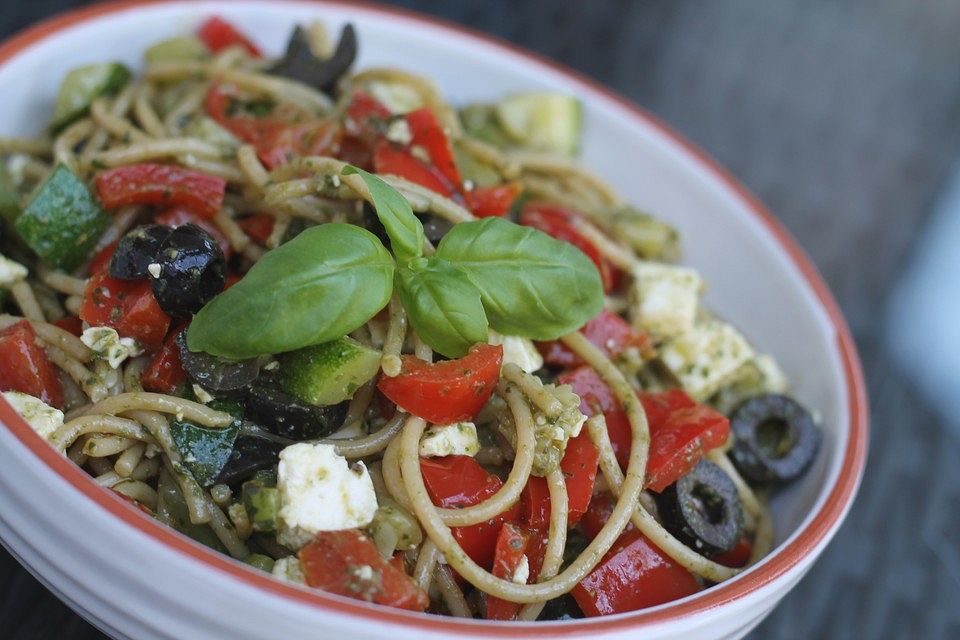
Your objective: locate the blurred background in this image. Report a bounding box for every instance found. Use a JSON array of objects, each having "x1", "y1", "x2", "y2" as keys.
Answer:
[{"x1": 1, "y1": 1, "x2": 958, "y2": 638}]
